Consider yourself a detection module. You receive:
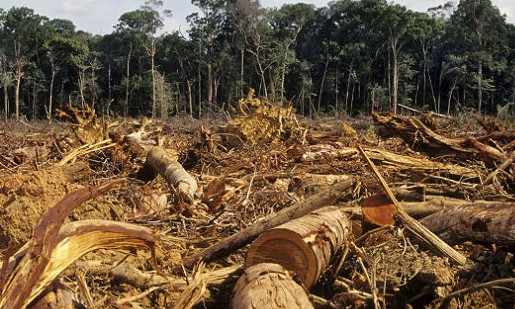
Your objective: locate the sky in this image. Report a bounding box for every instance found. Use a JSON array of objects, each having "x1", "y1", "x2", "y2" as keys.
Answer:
[{"x1": 0, "y1": 0, "x2": 513, "y2": 36}]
